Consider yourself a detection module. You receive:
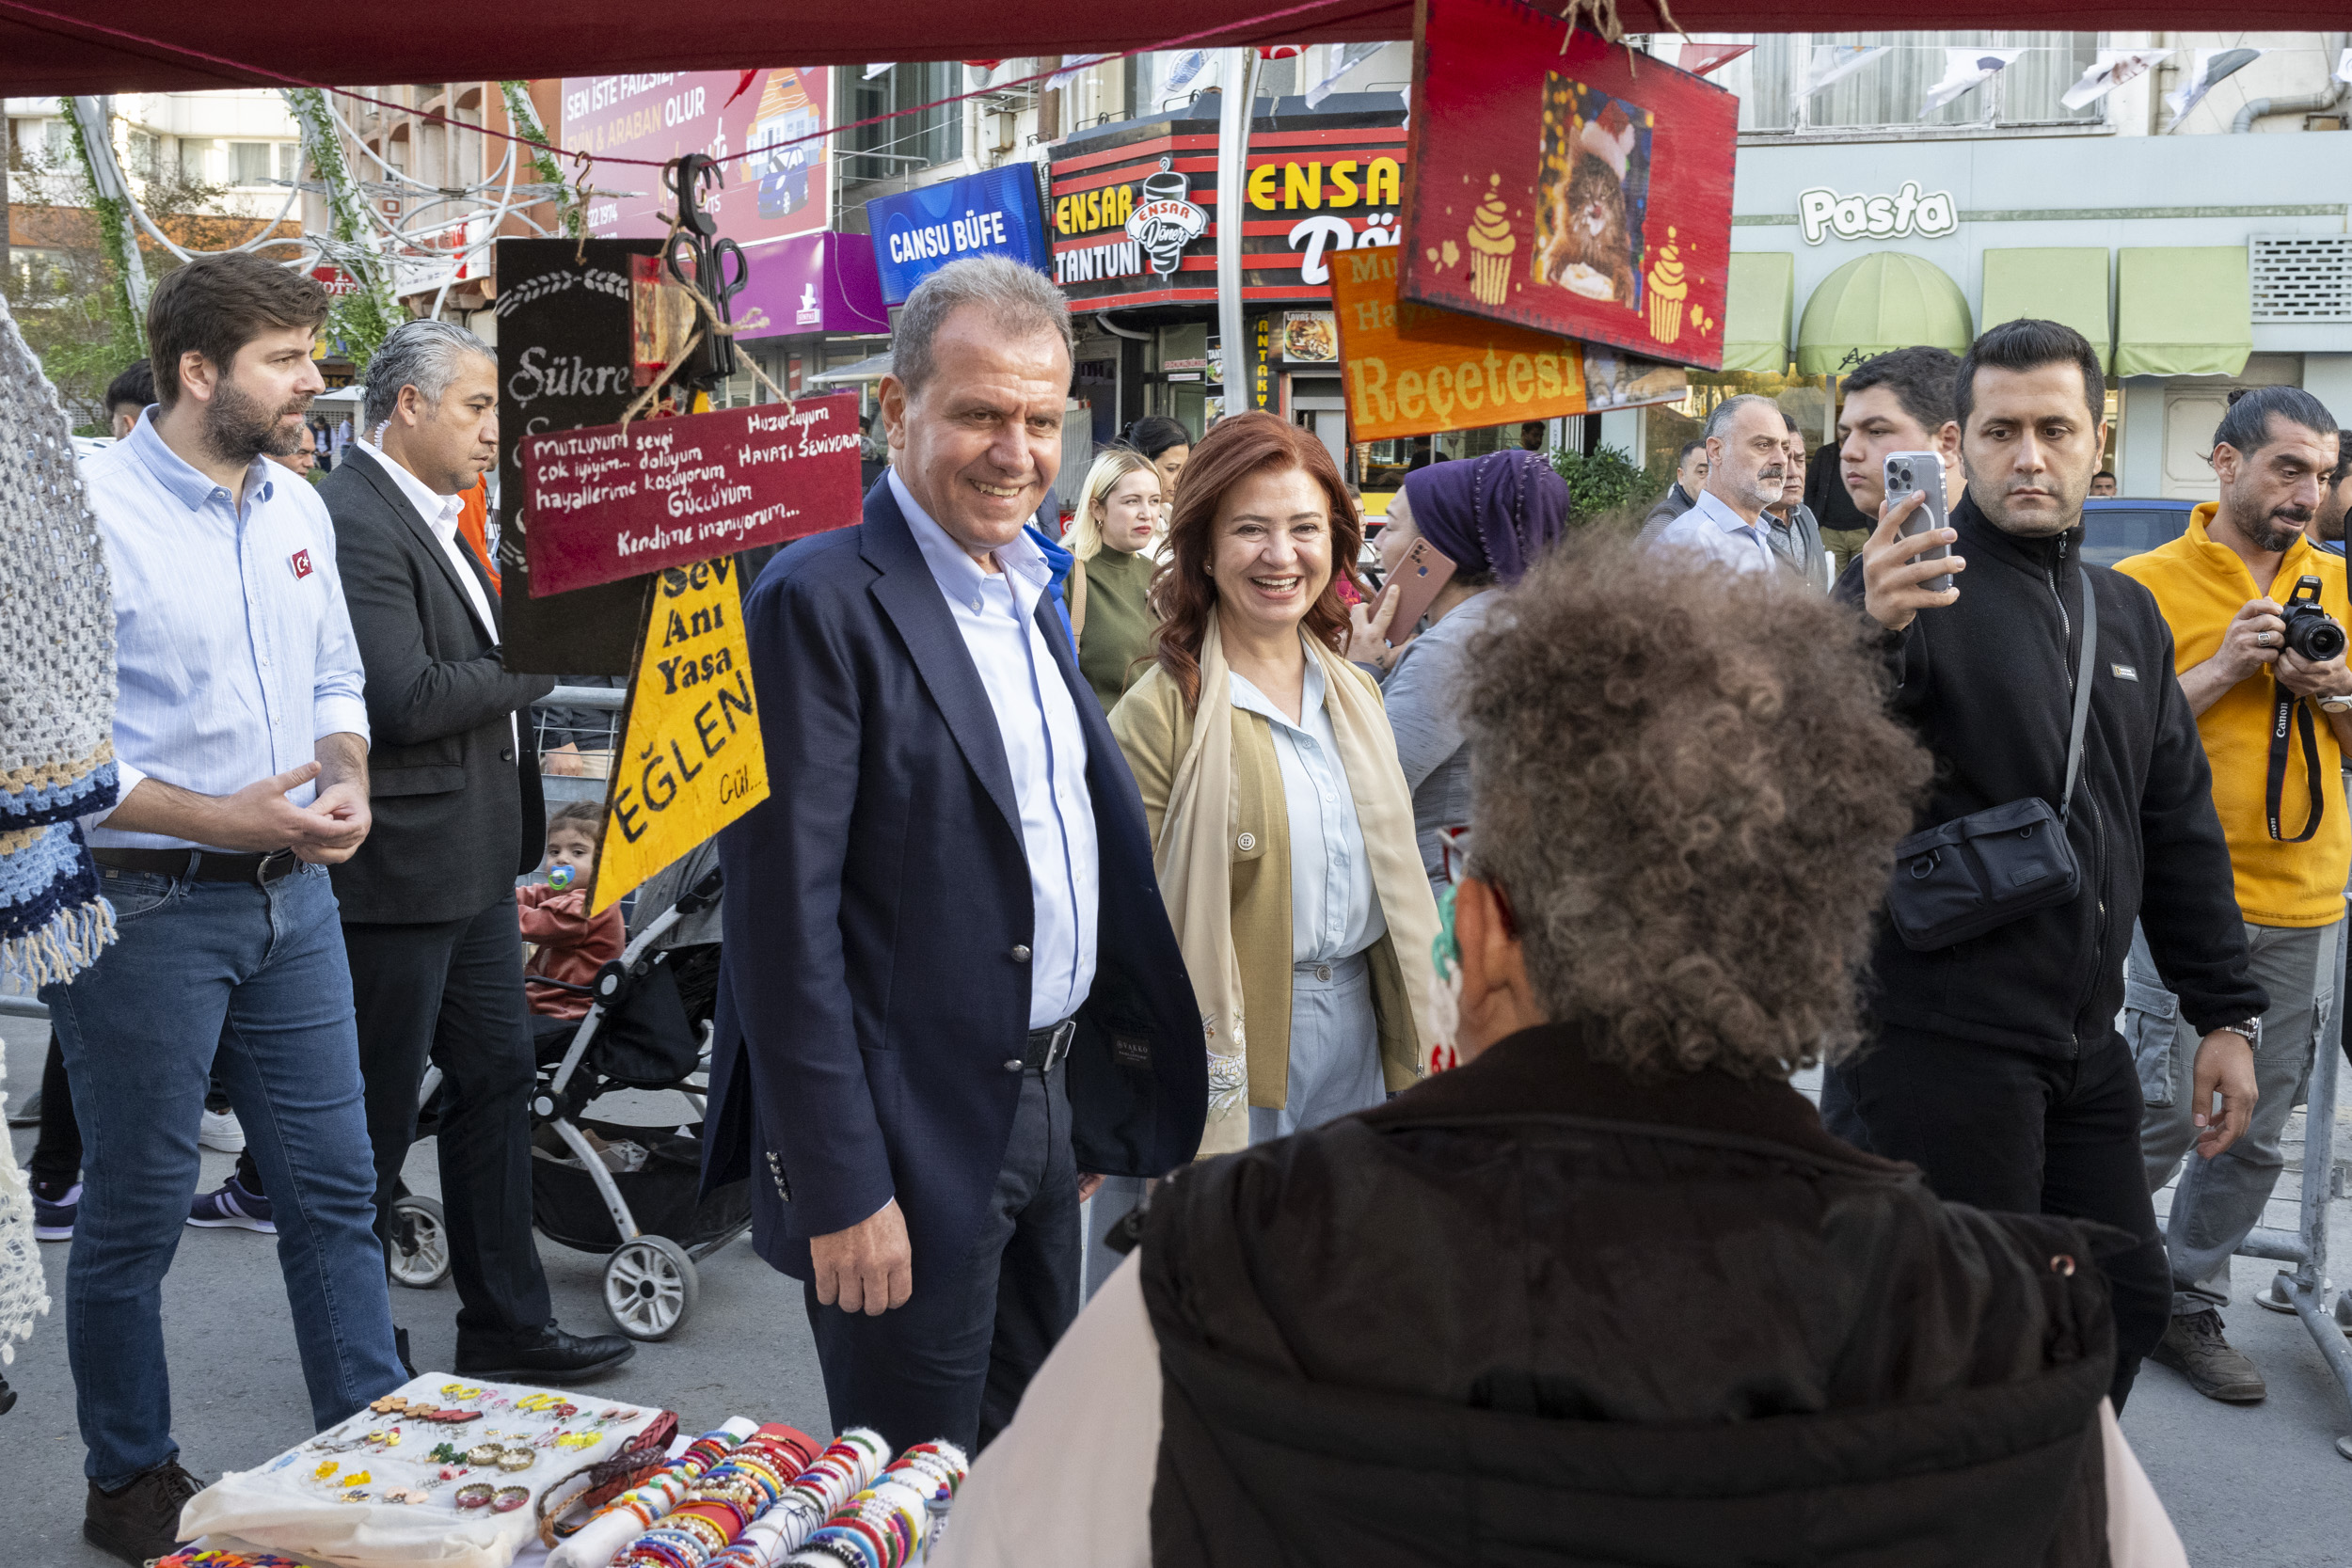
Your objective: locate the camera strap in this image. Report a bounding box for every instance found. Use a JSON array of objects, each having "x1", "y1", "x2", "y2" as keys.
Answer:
[{"x1": 2266, "y1": 683, "x2": 2326, "y2": 842}]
